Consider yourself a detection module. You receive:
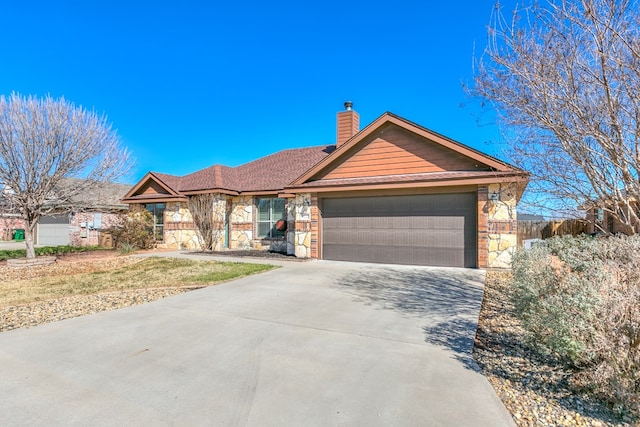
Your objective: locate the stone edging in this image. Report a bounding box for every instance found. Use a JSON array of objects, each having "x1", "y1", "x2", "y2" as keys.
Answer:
[{"x1": 7, "y1": 256, "x2": 57, "y2": 268}]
